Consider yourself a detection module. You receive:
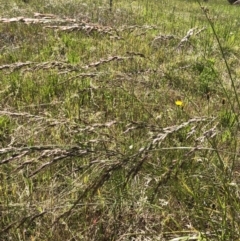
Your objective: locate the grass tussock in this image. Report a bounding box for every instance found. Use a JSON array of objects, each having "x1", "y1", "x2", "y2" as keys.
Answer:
[{"x1": 0, "y1": 0, "x2": 240, "y2": 240}]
